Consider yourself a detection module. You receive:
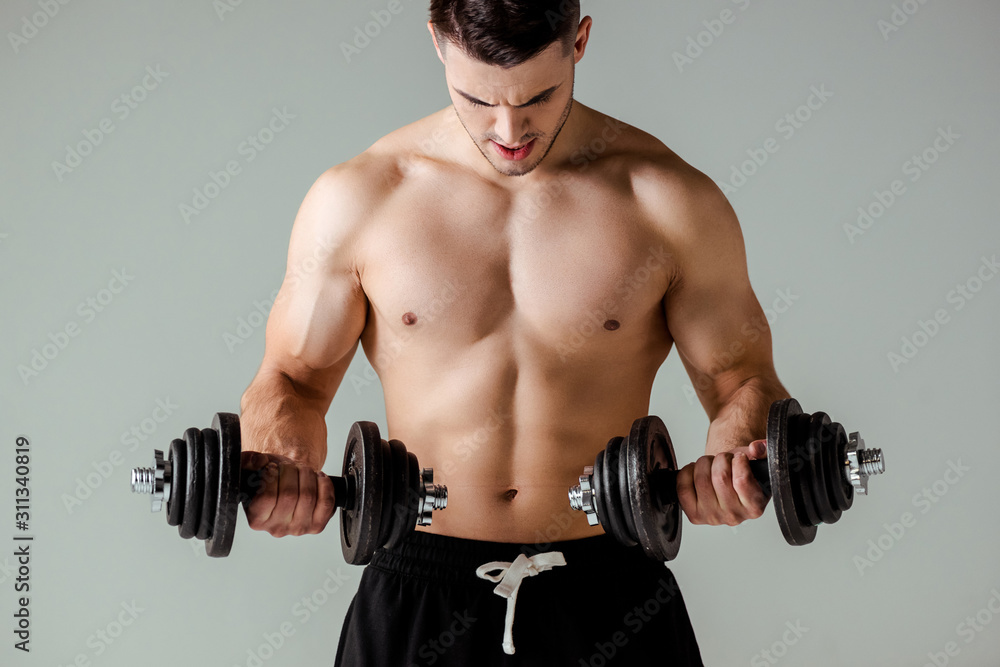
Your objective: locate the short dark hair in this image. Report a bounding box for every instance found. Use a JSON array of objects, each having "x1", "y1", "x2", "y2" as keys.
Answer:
[{"x1": 429, "y1": 0, "x2": 581, "y2": 68}]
